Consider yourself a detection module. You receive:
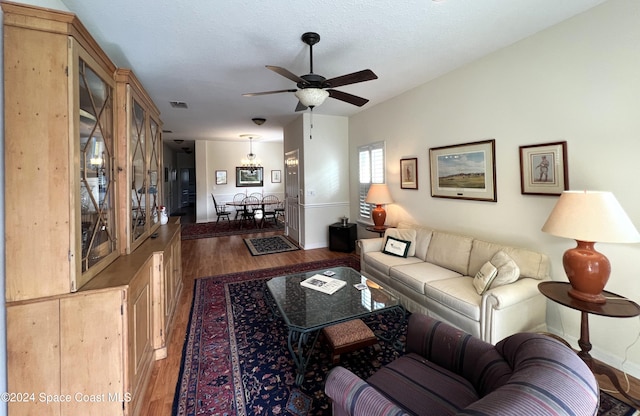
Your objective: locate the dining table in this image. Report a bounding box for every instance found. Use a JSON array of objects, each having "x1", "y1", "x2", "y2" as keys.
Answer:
[{"x1": 226, "y1": 199, "x2": 281, "y2": 228}]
